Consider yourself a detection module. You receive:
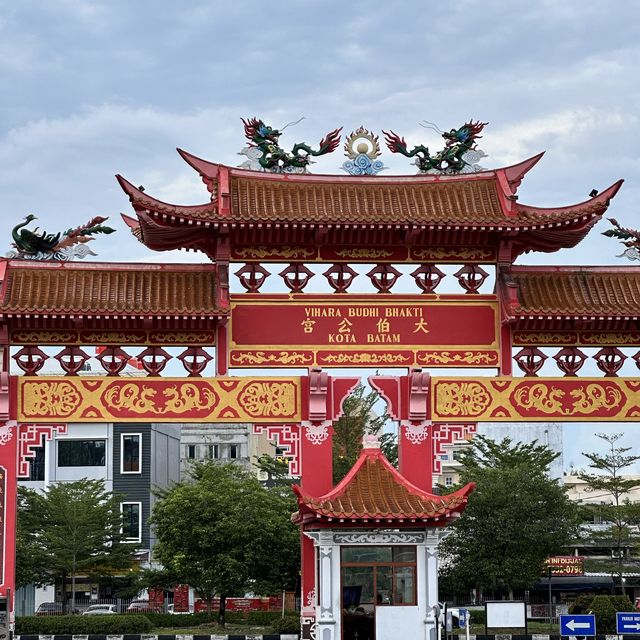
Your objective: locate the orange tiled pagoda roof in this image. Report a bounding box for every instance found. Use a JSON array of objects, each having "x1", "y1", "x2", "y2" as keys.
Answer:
[
  {"x1": 0, "y1": 259, "x2": 225, "y2": 318},
  {"x1": 292, "y1": 445, "x2": 474, "y2": 526},
  {"x1": 117, "y1": 150, "x2": 623, "y2": 260},
  {"x1": 500, "y1": 266, "x2": 640, "y2": 320}
]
